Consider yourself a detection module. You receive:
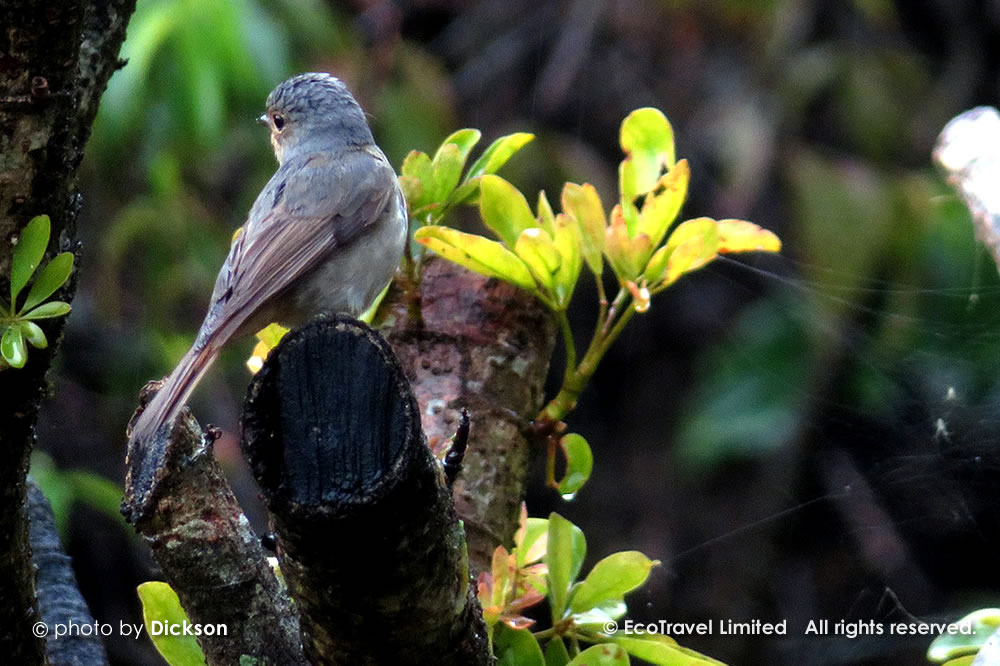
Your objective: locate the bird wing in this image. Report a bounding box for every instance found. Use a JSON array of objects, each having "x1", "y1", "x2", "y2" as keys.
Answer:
[{"x1": 196, "y1": 146, "x2": 397, "y2": 347}]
